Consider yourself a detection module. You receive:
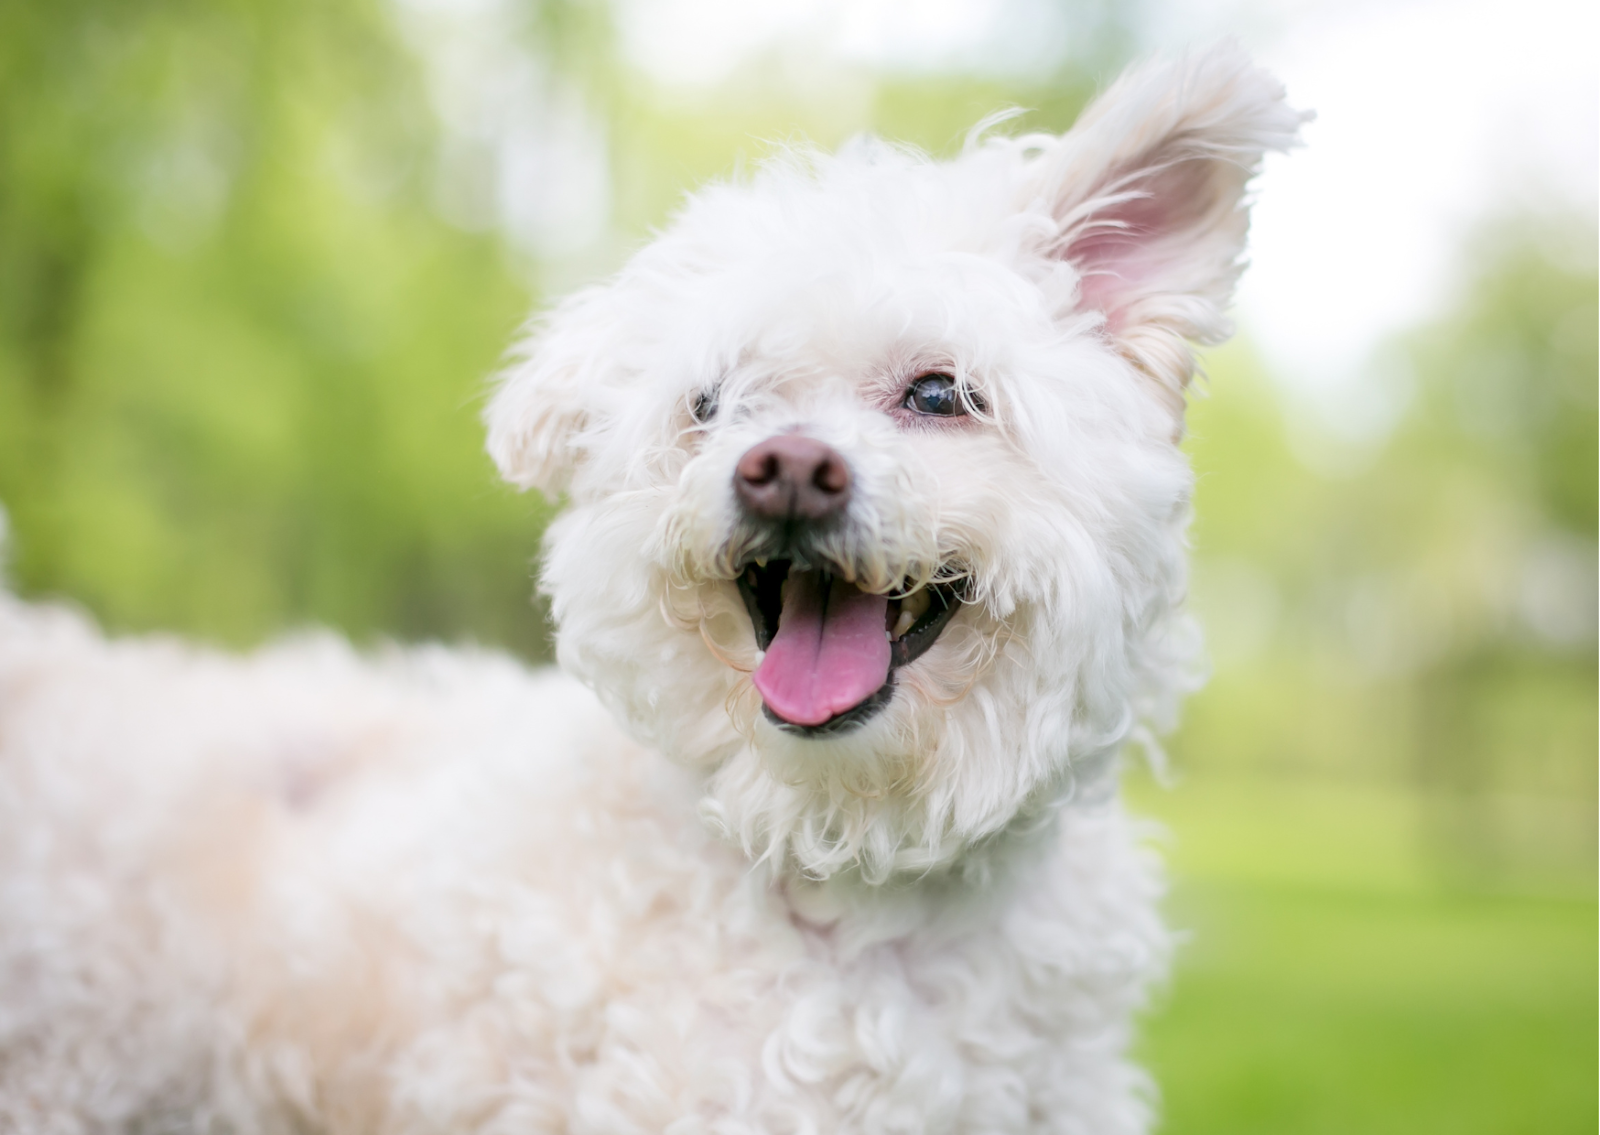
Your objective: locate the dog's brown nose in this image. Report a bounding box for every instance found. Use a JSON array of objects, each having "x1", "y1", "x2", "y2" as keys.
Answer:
[{"x1": 734, "y1": 434, "x2": 851, "y2": 522}]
